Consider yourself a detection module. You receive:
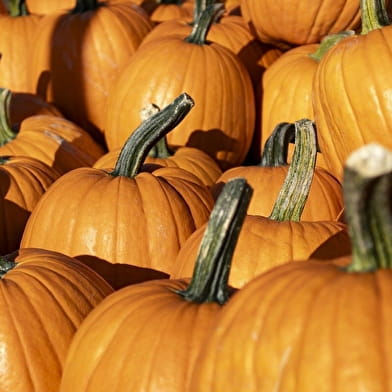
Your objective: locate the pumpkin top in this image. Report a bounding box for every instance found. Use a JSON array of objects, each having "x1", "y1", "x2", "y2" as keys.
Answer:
[
  {"x1": 7, "y1": 0, "x2": 28, "y2": 16},
  {"x1": 360, "y1": 0, "x2": 390, "y2": 34},
  {"x1": 0, "y1": 257, "x2": 16, "y2": 278}
]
